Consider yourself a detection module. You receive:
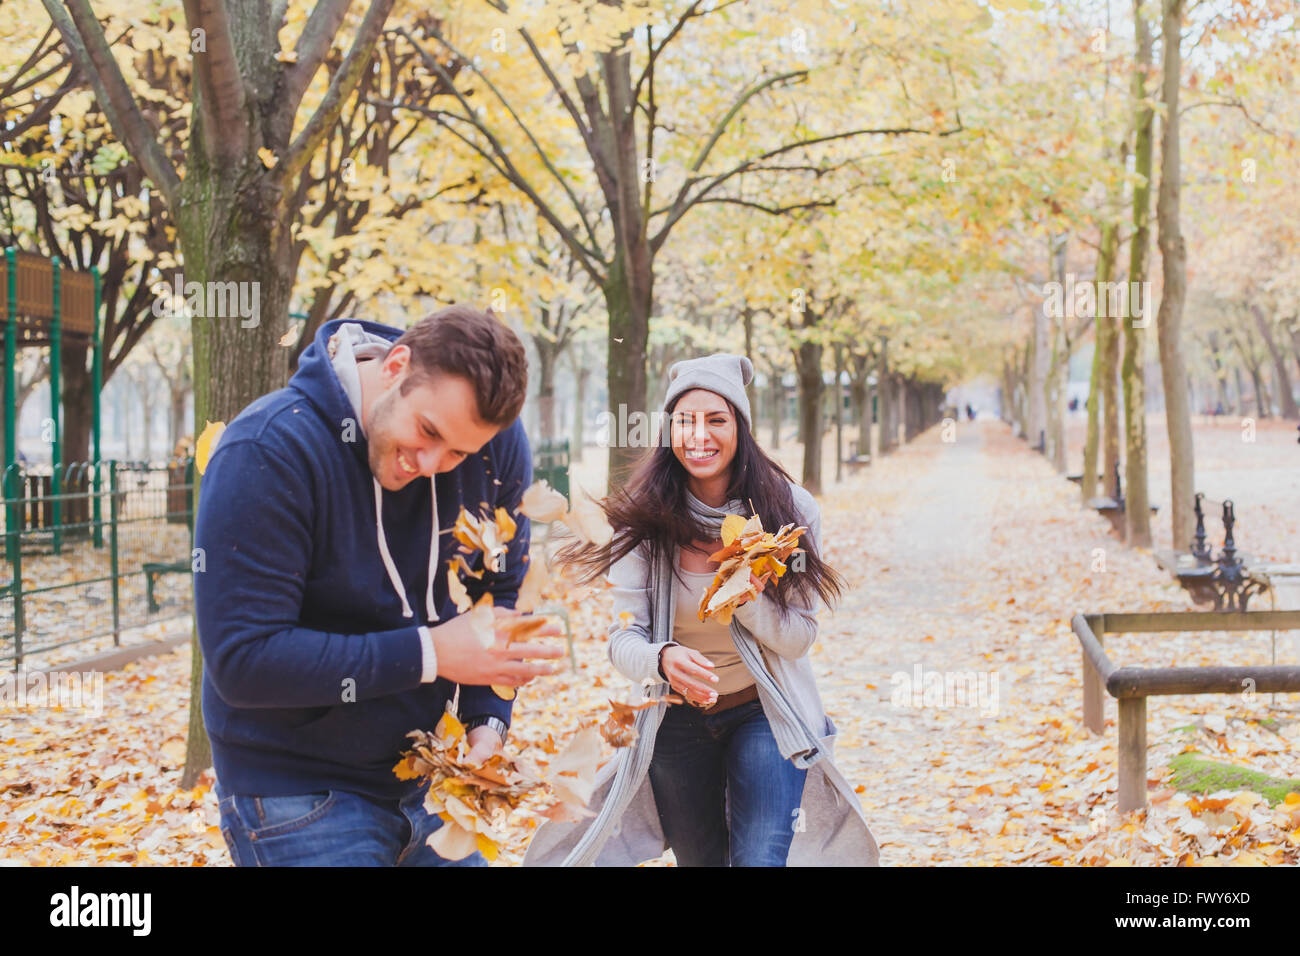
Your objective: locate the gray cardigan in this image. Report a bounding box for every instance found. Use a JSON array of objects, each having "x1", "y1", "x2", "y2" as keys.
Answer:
[{"x1": 522, "y1": 485, "x2": 880, "y2": 866}]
